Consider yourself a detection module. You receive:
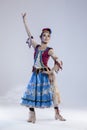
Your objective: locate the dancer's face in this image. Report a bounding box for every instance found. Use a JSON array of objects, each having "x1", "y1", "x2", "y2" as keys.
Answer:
[{"x1": 41, "y1": 32, "x2": 51, "y2": 44}]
